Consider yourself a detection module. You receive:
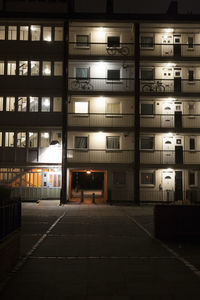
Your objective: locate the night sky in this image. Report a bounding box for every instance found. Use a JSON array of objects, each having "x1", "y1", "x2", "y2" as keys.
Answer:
[{"x1": 0, "y1": 0, "x2": 200, "y2": 13}]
